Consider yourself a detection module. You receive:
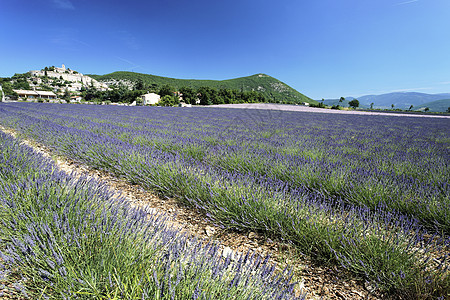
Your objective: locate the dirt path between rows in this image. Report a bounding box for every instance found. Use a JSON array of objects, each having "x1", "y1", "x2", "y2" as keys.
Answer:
[{"x1": 0, "y1": 125, "x2": 381, "y2": 300}]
